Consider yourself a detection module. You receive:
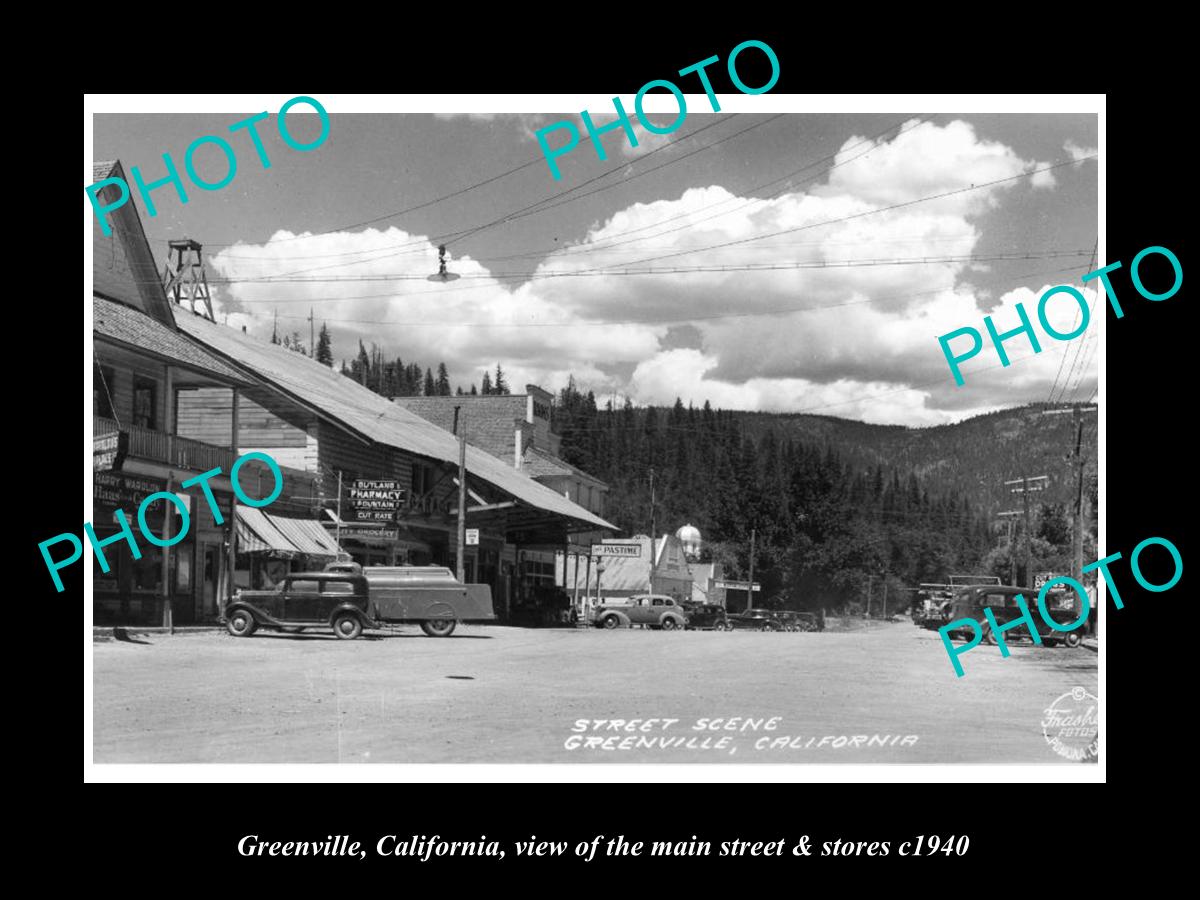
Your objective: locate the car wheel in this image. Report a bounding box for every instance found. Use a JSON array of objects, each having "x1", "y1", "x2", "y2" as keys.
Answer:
[
  {"x1": 983, "y1": 626, "x2": 999, "y2": 645},
  {"x1": 226, "y1": 609, "x2": 257, "y2": 637},
  {"x1": 661, "y1": 617, "x2": 677, "y2": 631},
  {"x1": 333, "y1": 612, "x2": 363, "y2": 640},
  {"x1": 1063, "y1": 632, "x2": 1082, "y2": 648},
  {"x1": 602, "y1": 615, "x2": 621, "y2": 630},
  {"x1": 420, "y1": 618, "x2": 457, "y2": 637}
]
